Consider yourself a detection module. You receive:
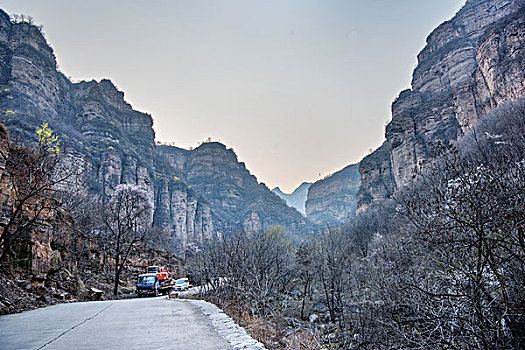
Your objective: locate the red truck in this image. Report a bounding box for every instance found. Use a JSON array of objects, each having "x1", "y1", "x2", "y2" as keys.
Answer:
[{"x1": 146, "y1": 266, "x2": 170, "y2": 281}]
